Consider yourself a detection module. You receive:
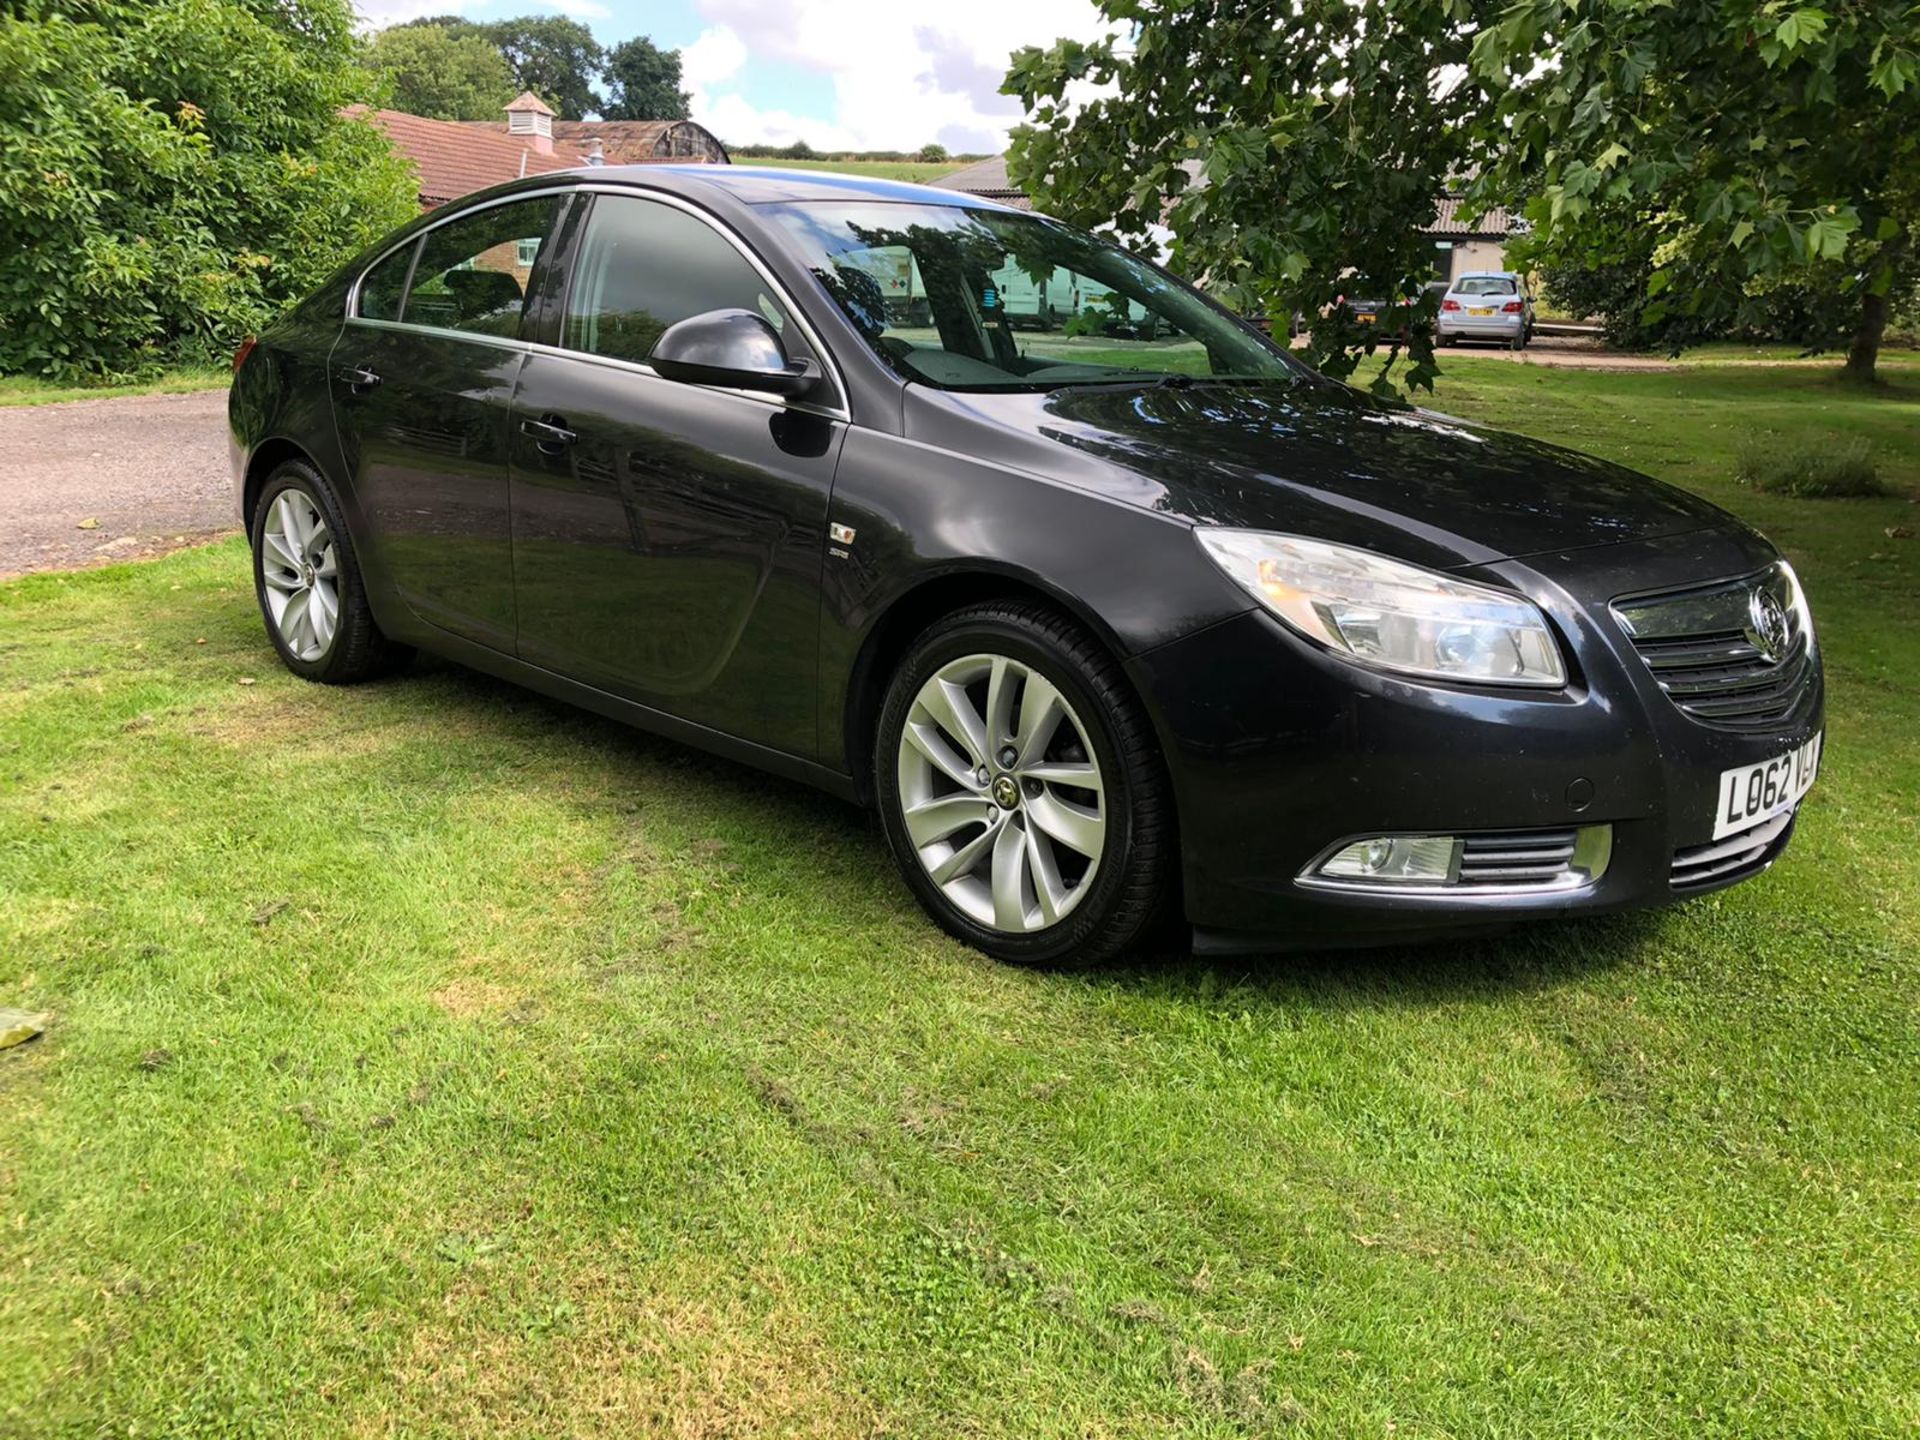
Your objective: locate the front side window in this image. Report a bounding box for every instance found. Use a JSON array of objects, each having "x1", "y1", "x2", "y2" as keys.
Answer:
[
  {"x1": 768, "y1": 201, "x2": 1304, "y2": 392},
  {"x1": 357, "y1": 241, "x2": 415, "y2": 321},
  {"x1": 401, "y1": 196, "x2": 560, "y2": 339},
  {"x1": 564, "y1": 195, "x2": 794, "y2": 367}
]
